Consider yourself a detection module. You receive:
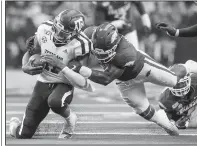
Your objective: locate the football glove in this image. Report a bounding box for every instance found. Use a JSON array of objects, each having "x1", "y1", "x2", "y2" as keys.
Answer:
[
  {"x1": 67, "y1": 60, "x2": 82, "y2": 73},
  {"x1": 22, "y1": 58, "x2": 44, "y2": 75},
  {"x1": 40, "y1": 54, "x2": 65, "y2": 70},
  {"x1": 155, "y1": 22, "x2": 177, "y2": 36}
]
